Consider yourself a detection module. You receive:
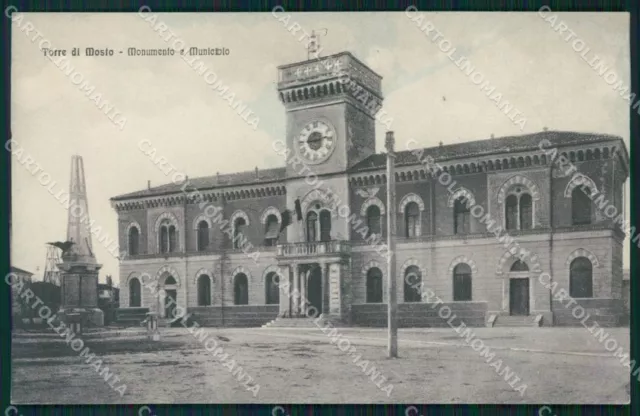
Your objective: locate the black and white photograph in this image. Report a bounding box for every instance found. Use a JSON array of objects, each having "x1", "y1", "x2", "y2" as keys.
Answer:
[{"x1": 6, "y1": 7, "x2": 633, "y2": 407}]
